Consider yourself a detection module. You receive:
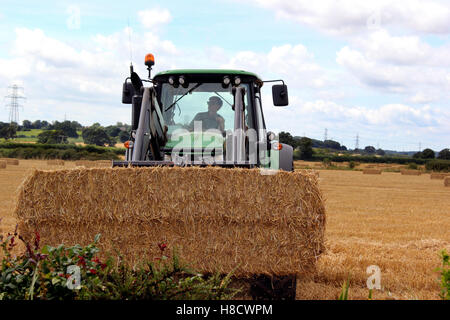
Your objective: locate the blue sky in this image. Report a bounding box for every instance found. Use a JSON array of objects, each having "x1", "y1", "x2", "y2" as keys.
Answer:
[{"x1": 0, "y1": 0, "x2": 449, "y2": 151}]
